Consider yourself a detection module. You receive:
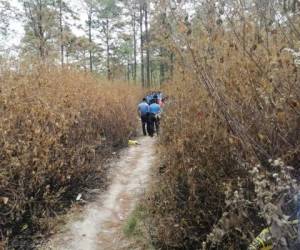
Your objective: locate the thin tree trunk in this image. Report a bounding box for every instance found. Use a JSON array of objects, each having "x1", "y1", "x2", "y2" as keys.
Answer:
[
  {"x1": 144, "y1": 1, "x2": 150, "y2": 88},
  {"x1": 133, "y1": 10, "x2": 137, "y2": 83},
  {"x1": 127, "y1": 60, "x2": 130, "y2": 82},
  {"x1": 88, "y1": 7, "x2": 93, "y2": 72},
  {"x1": 66, "y1": 49, "x2": 69, "y2": 64},
  {"x1": 132, "y1": 62, "x2": 134, "y2": 79},
  {"x1": 160, "y1": 5, "x2": 168, "y2": 84},
  {"x1": 38, "y1": 2, "x2": 45, "y2": 59},
  {"x1": 151, "y1": 67, "x2": 154, "y2": 85},
  {"x1": 140, "y1": 2, "x2": 145, "y2": 87},
  {"x1": 83, "y1": 50, "x2": 87, "y2": 72},
  {"x1": 106, "y1": 18, "x2": 111, "y2": 80},
  {"x1": 59, "y1": 0, "x2": 64, "y2": 67},
  {"x1": 159, "y1": 47, "x2": 165, "y2": 85}
]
